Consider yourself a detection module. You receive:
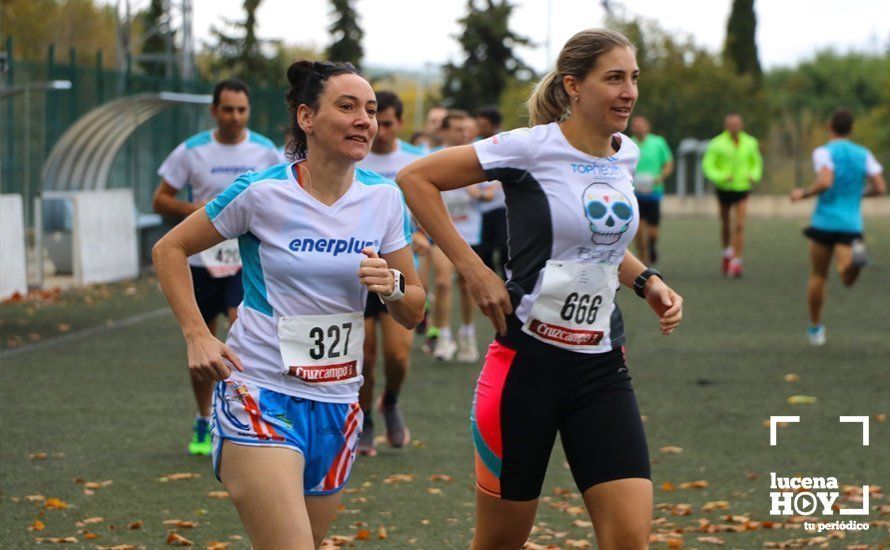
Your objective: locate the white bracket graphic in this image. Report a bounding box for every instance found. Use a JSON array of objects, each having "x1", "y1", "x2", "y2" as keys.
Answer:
[
  {"x1": 769, "y1": 416, "x2": 800, "y2": 446},
  {"x1": 840, "y1": 485, "x2": 870, "y2": 515},
  {"x1": 839, "y1": 416, "x2": 870, "y2": 446}
]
